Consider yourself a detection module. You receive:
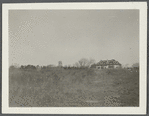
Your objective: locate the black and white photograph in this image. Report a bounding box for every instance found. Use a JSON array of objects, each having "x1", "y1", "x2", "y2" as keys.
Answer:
[{"x1": 2, "y1": 2, "x2": 147, "y2": 114}]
